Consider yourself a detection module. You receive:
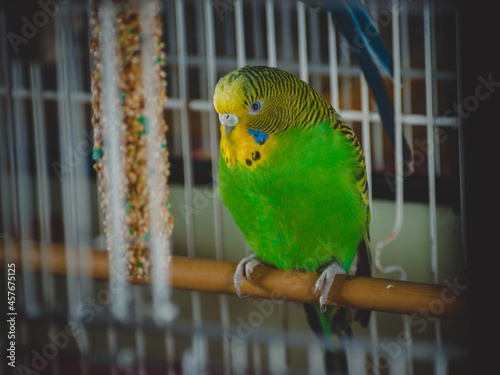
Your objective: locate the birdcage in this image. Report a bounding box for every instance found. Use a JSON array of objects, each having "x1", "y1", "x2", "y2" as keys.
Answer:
[{"x1": 0, "y1": 0, "x2": 470, "y2": 374}]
